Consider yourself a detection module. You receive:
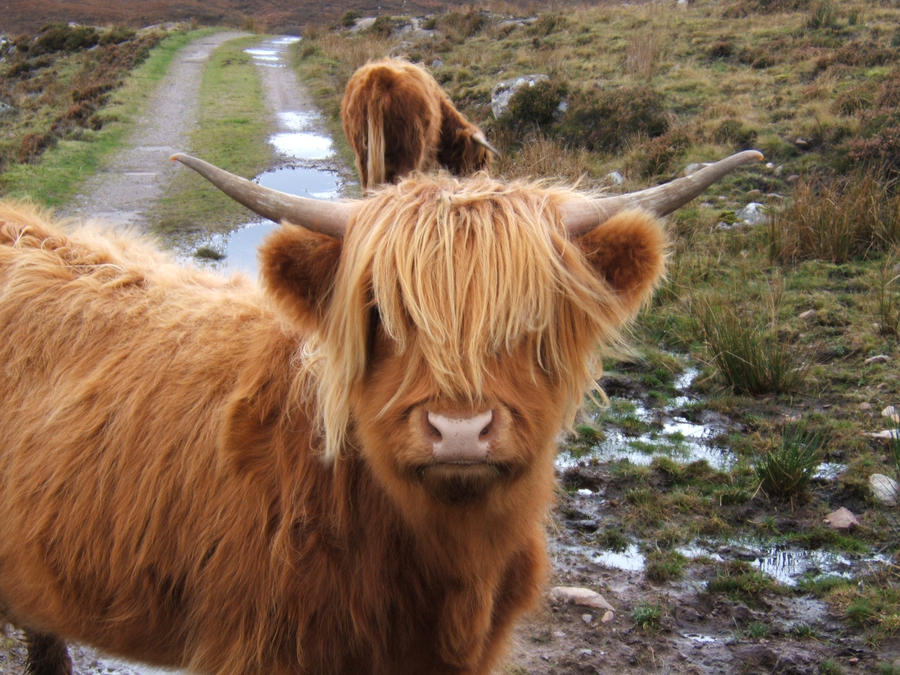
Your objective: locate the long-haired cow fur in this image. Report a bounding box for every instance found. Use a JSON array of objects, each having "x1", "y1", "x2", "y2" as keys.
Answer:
[
  {"x1": 341, "y1": 58, "x2": 495, "y2": 190},
  {"x1": 0, "y1": 174, "x2": 665, "y2": 674}
]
